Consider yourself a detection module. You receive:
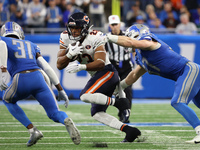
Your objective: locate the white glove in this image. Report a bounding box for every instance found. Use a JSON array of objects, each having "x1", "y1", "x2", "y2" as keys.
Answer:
[
  {"x1": 66, "y1": 63, "x2": 86, "y2": 73},
  {"x1": 58, "y1": 90, "x2": 69, "y2": 108},
  {"x1": 0, "y1": 71, "x2": 8, "y2": 91},
  {"x1": 66, "y1": 42, "x2": 83, "y2": 59}
]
